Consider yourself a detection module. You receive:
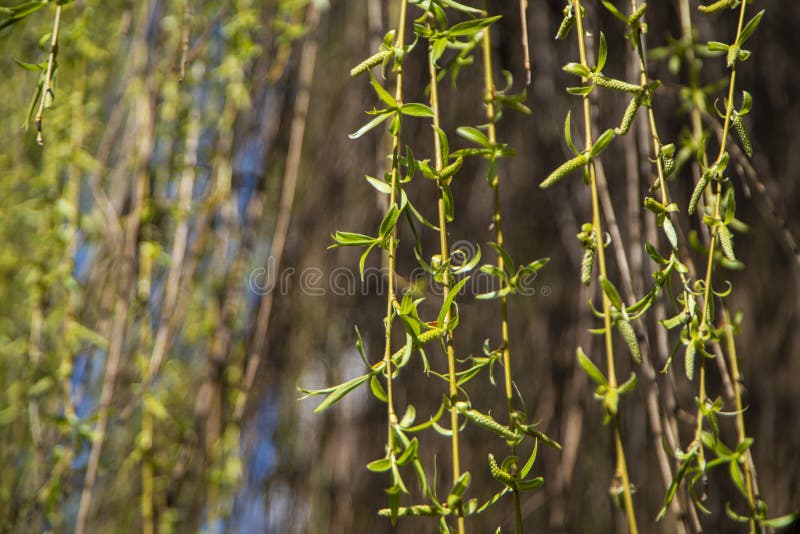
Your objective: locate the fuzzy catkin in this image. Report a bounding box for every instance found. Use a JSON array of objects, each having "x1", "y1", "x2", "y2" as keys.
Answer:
[
  {"x1": 617, "y1": 319, "x2": 642, "y2": 363},
  {"x1": 378, "y1": 505, "x2": 445, "y2": 517},
  {"x1": 581, "y1": 248, "x2": 594, "y2": 286},
  {"x1": 540, "y1": 154, "x2": 588, "y2": 188},
  {"x1": 718, "y1": 225, "x2": 736, "y2": 261},
  {"x1": 459, "y1": 407, "x2": 521, "y2": 442},
  {"x1": 685, "y1": 342, "x2": 696, "y2": 380},
  {"x1": 555, "y1": 6, "x2": 575, "y2": 40},
  {"x1": 698, "y1": 0, "x2": 734, "y2": 15},
  {"x1": 350, "y1": 50, "x2": 391, "y2": 77},
  {"x1": 488, "y1": 454, "x2": 516, "y2": 485},
  {"x1": 616, "y1": 95, "x2": 641, "y2": 135},
  {"x1": 629, "y1": 3, "x2": 647, "y2": 24},
  {"x1": 439, "y1": 157, "x2": 463, "y2": 180},
  {"x1": 594, "y1": 75, "x2": 642, "y2": 95},
  {"x1": 689, "y1": 172, "x2": 710, "y2": 214},
  {"x1": 732, "y1": 114, "x2": 753, "y2": 157}
]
